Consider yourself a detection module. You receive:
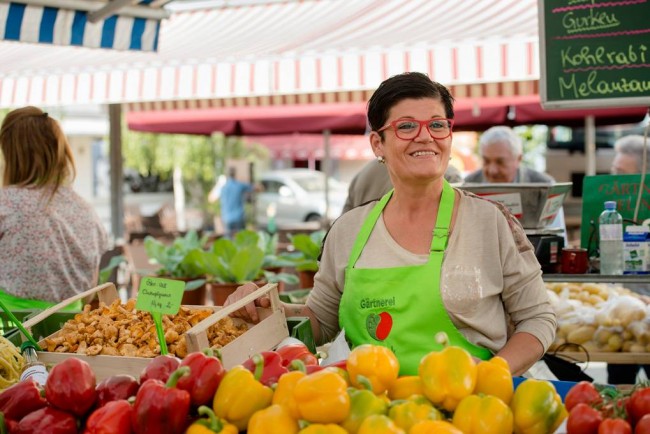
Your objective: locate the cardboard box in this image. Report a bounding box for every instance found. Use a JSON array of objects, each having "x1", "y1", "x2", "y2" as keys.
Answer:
[{"x1": 21, "y1": 282, "x2": 288, "y2": 381}]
